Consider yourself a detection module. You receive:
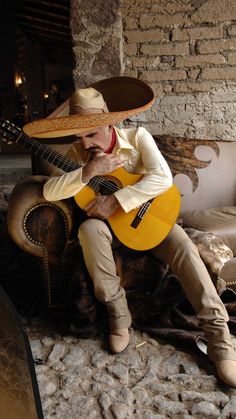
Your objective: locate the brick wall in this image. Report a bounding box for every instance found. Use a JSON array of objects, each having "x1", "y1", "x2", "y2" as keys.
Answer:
[
  {"x1": 122, "y1": 0, "x2": 236, "y2": 139},
  {"x1": 71, "y1": 0, "x2": 236, "y2": 140}
]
